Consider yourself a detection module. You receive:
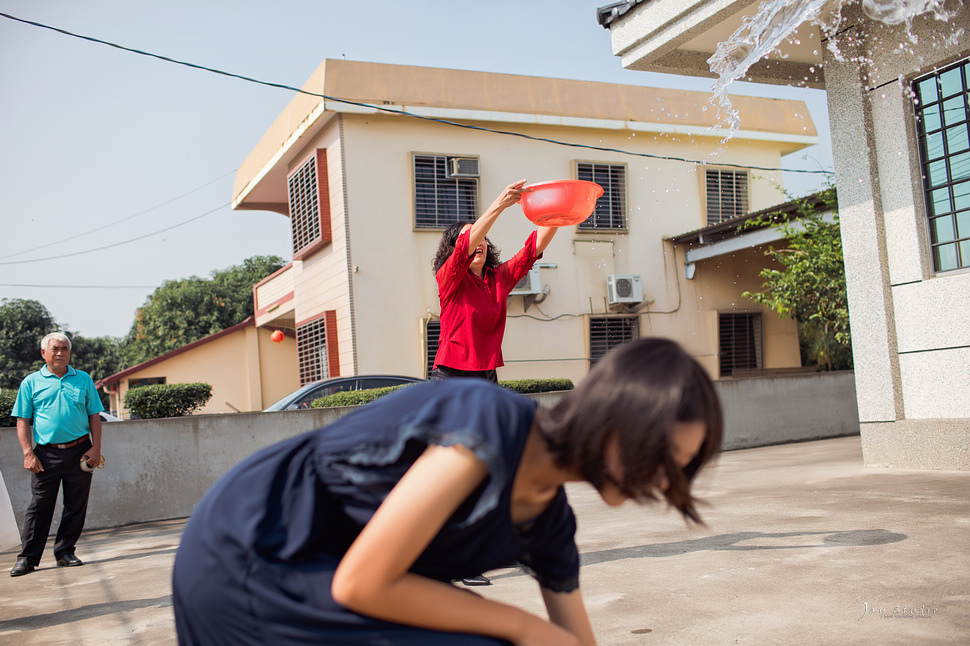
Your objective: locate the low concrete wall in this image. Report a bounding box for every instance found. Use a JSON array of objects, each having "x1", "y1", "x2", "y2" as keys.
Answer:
[{"x1": 0, "y1": 372, "x2": 858, "y2": 531}]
